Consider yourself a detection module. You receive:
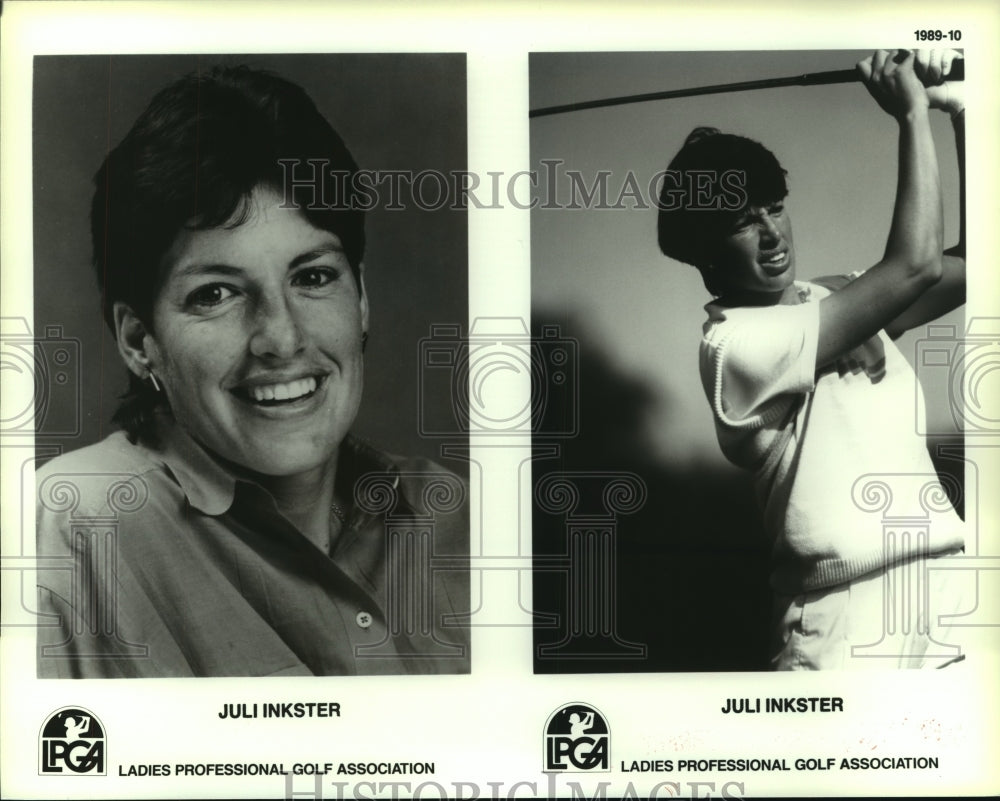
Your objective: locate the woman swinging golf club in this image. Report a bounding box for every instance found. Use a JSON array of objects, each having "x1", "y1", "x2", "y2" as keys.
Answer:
[{"x1": 657, "y1": 49, "x2": 968, "y2": 669}]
